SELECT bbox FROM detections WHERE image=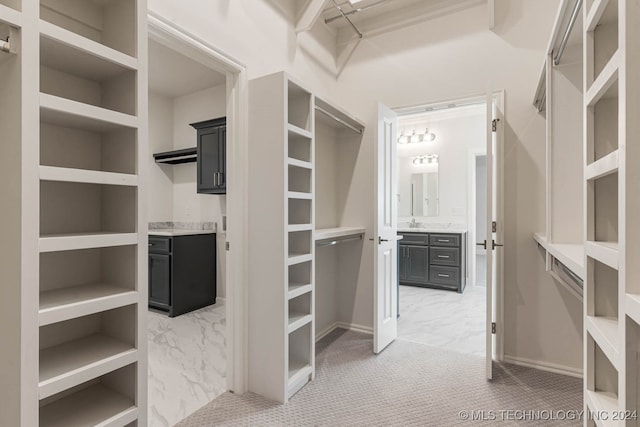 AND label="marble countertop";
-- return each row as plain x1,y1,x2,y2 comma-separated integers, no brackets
149,229,216,237
398,227,467,234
